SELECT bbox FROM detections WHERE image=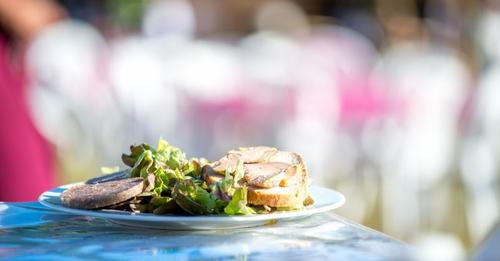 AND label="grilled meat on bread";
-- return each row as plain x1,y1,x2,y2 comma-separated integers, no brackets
205,147,310,208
